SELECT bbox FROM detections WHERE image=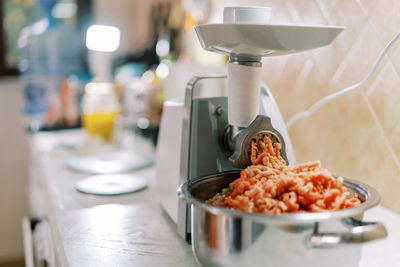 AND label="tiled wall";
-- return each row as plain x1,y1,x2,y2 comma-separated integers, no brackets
208,0,400,213
258,0,400,213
